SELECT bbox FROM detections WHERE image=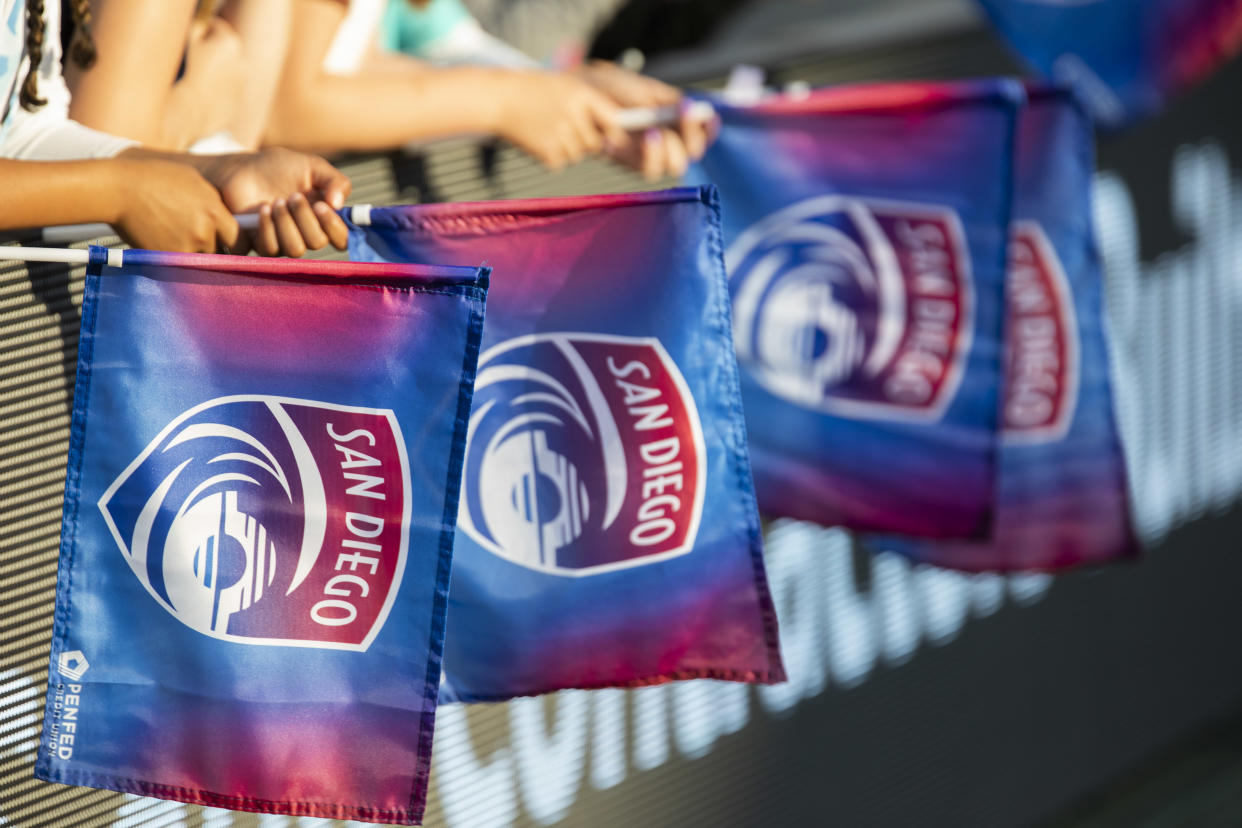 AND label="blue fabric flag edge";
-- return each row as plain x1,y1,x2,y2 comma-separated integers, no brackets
34,255,491,825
